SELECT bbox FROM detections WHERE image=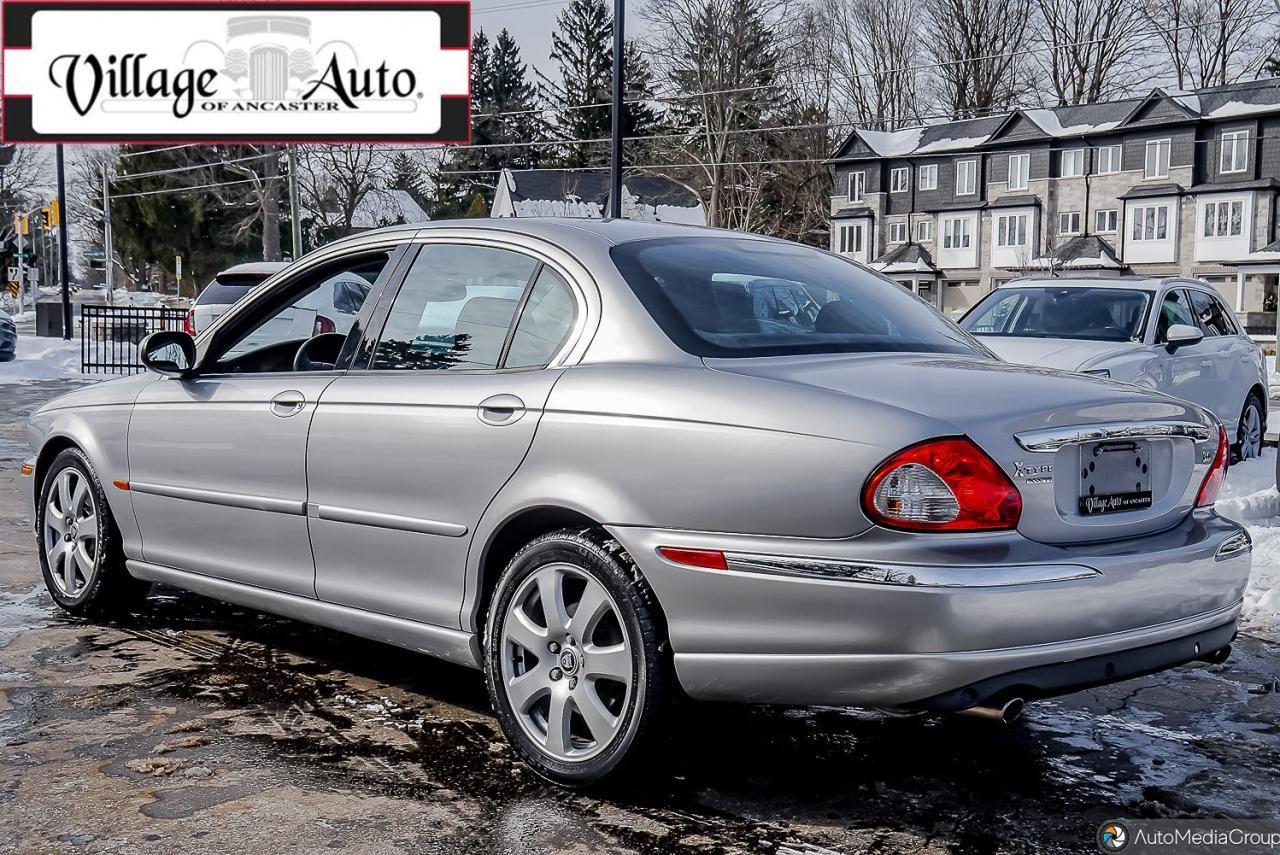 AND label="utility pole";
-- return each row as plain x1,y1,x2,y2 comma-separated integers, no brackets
102,162,114,306
56,144,72,339
609,0,624,219
287,145,303,259
13,213,25,314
